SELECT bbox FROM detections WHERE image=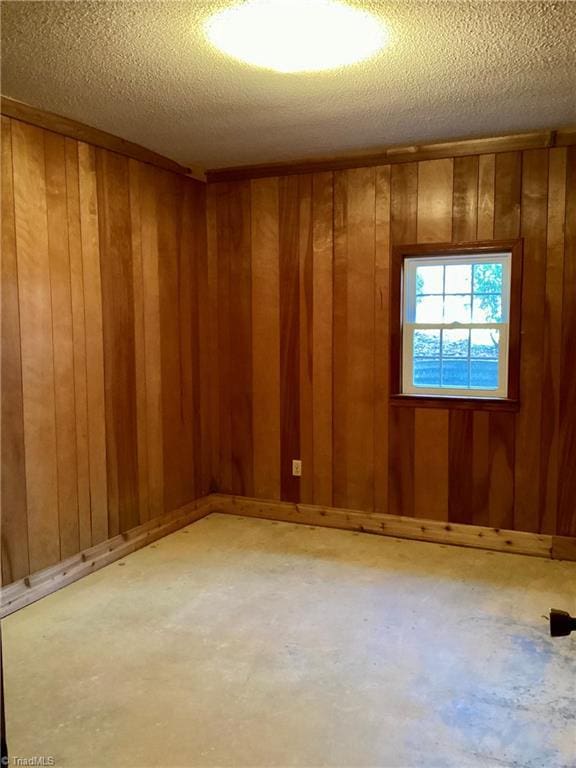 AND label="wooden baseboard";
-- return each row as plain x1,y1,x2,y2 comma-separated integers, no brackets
0,496,216,618
213,495,576,563
3,493,574,617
